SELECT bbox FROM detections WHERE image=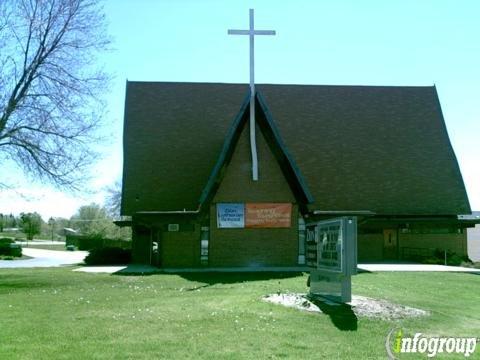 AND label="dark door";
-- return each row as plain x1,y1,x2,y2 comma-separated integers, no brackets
383,229,398,260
